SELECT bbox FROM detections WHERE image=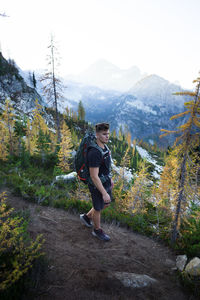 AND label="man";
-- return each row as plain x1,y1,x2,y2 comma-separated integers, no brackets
80,122,113,241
